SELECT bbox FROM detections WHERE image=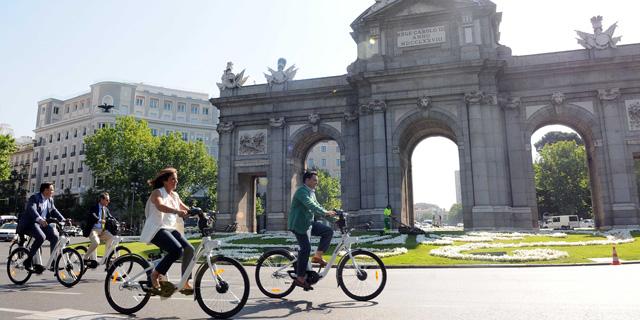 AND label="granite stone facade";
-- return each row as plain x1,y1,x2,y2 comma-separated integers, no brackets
210,0,640,231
